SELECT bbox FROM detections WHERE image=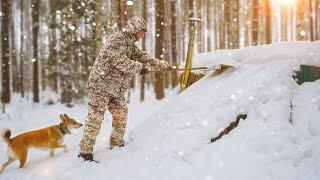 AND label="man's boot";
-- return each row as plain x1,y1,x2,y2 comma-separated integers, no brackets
78,153,98,163
109,138,125,150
